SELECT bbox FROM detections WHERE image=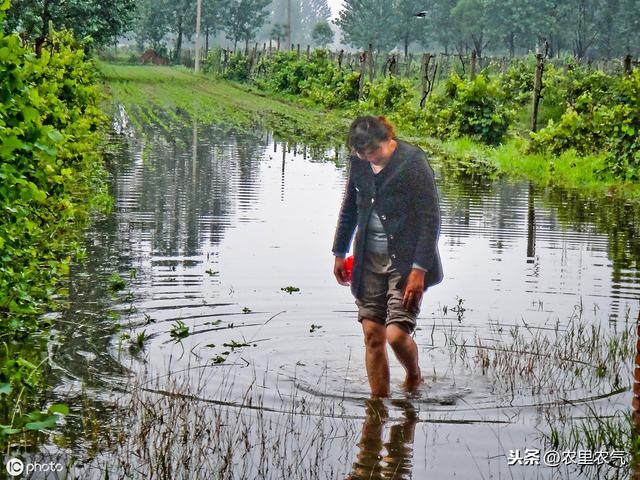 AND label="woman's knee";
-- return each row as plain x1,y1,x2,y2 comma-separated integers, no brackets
386,324,411,350
362,320,386,350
